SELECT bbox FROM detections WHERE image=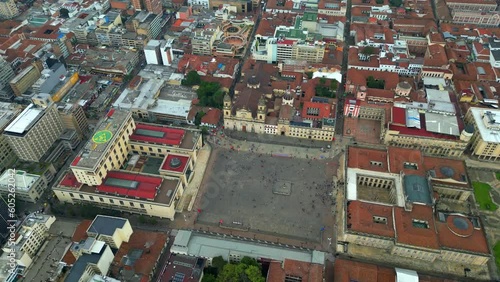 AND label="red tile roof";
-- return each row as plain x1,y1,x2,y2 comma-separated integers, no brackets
267,259,323,282
72,220,91,242
301,101,333,120
111,230,168,281
435,215,489,254
392,106,406,125
393,204,439,249
347,201,395,238
347,146,388,172
160,154,189,172
333,259,396,282
96,171,163,200
130,123,185,146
